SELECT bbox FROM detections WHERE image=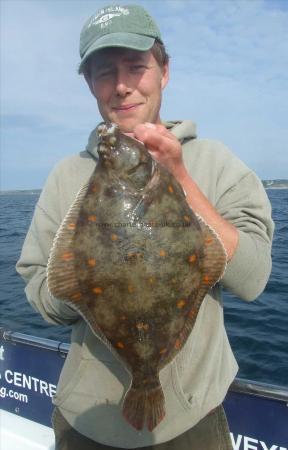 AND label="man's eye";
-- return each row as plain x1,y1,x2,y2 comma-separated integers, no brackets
130,65,146,73
95,69,114,79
